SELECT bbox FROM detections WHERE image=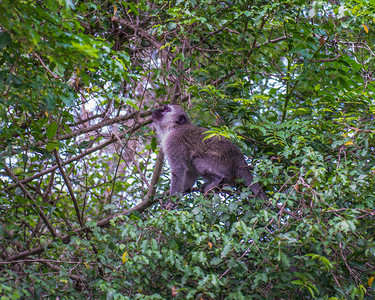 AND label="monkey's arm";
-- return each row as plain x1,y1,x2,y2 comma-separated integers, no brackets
238,166,268,200
169,159,189,196
249,182,268,200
